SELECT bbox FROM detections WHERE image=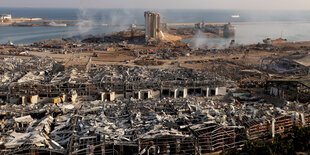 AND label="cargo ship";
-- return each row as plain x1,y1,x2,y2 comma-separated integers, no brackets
231,15,240,18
